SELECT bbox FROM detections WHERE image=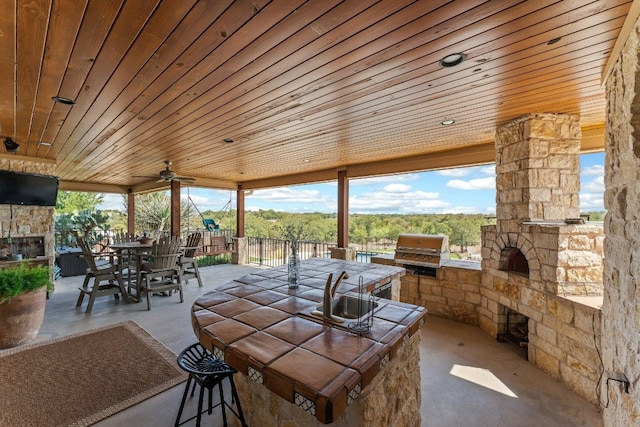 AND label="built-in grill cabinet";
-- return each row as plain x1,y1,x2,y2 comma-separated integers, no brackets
394,234,450,268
